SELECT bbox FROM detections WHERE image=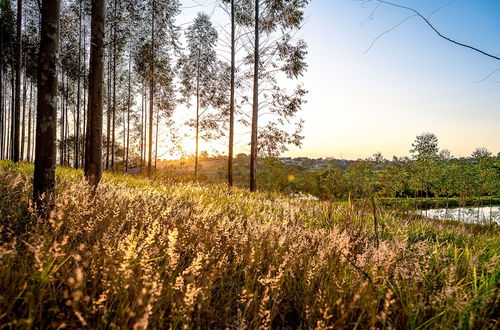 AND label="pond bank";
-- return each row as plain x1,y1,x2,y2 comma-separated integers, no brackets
378,196,500,209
